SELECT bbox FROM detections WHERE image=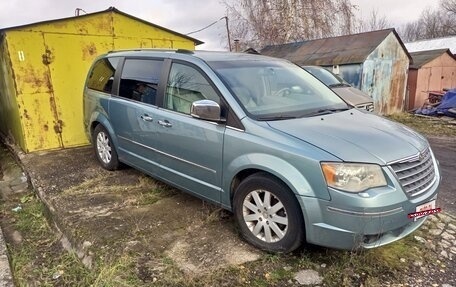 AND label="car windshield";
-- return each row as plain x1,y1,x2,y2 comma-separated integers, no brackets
303,66,350,87
208,60,348,120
